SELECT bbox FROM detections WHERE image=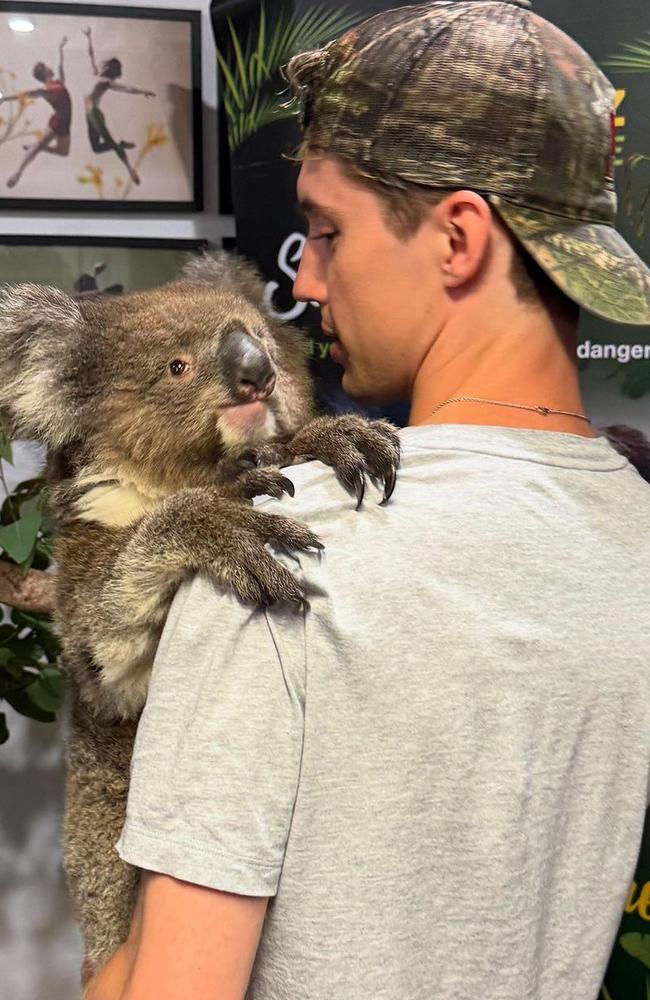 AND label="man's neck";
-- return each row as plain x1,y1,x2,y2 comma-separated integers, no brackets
408,306,597,438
